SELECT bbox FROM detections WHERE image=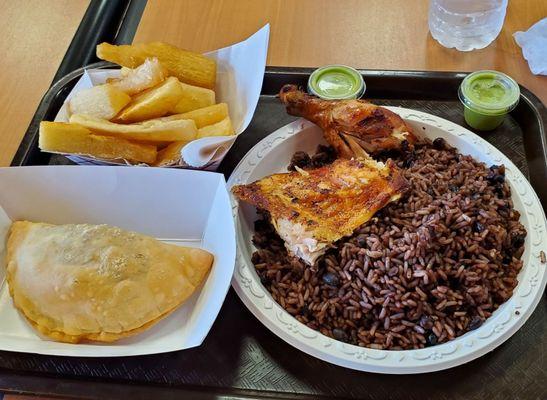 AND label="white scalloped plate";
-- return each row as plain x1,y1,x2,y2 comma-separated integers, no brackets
228,108,547,374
